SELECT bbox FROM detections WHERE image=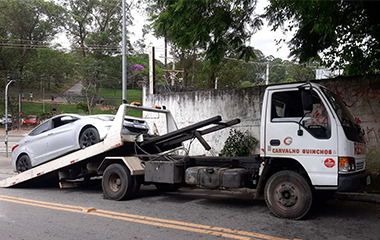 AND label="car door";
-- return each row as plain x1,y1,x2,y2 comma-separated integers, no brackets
45,115,80,159
25,120,53,166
